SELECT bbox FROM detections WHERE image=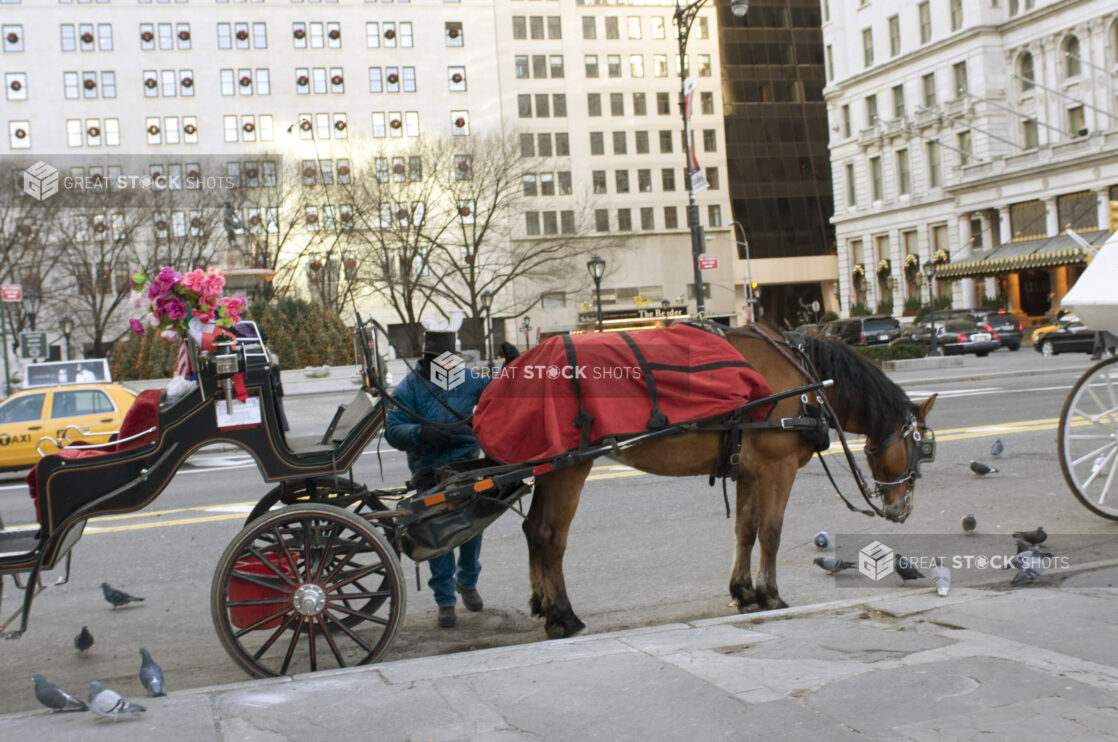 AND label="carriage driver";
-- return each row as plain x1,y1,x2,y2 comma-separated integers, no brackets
385,330,515,628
